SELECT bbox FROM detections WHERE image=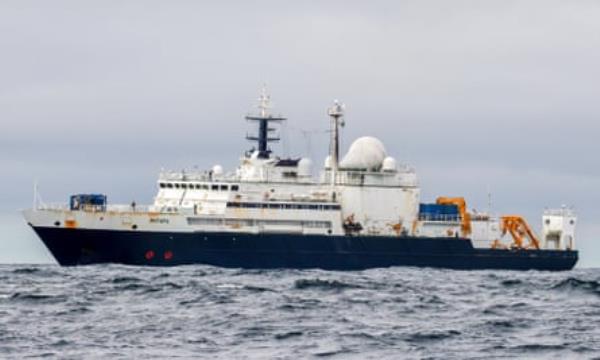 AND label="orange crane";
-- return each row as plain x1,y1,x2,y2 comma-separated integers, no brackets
499,215,541,250
436,197,472,236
